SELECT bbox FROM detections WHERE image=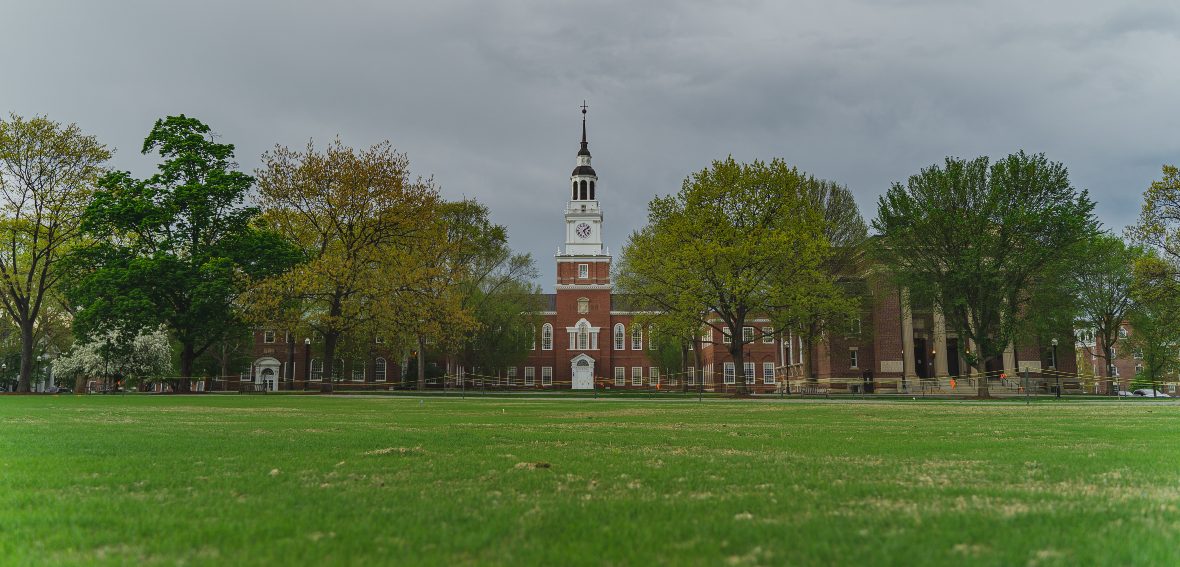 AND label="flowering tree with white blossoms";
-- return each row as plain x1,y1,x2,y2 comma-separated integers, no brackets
53,328,173,388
